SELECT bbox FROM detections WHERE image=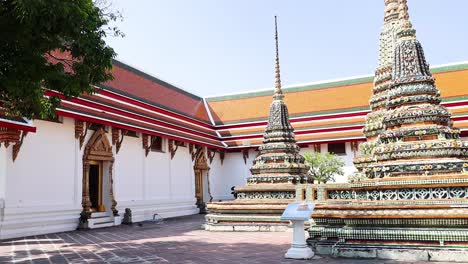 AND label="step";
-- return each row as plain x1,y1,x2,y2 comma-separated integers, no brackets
89,220,114,229
91,212,110,218
89,216,113,225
